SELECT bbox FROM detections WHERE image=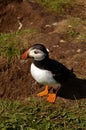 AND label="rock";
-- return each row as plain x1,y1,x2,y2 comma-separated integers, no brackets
59,39,66,43
52,22,58,26
76,49,81,53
